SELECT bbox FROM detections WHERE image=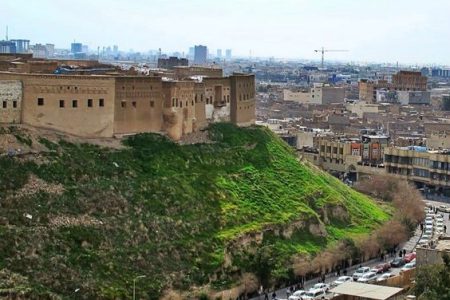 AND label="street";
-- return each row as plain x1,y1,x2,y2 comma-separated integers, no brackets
250,199,450,300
